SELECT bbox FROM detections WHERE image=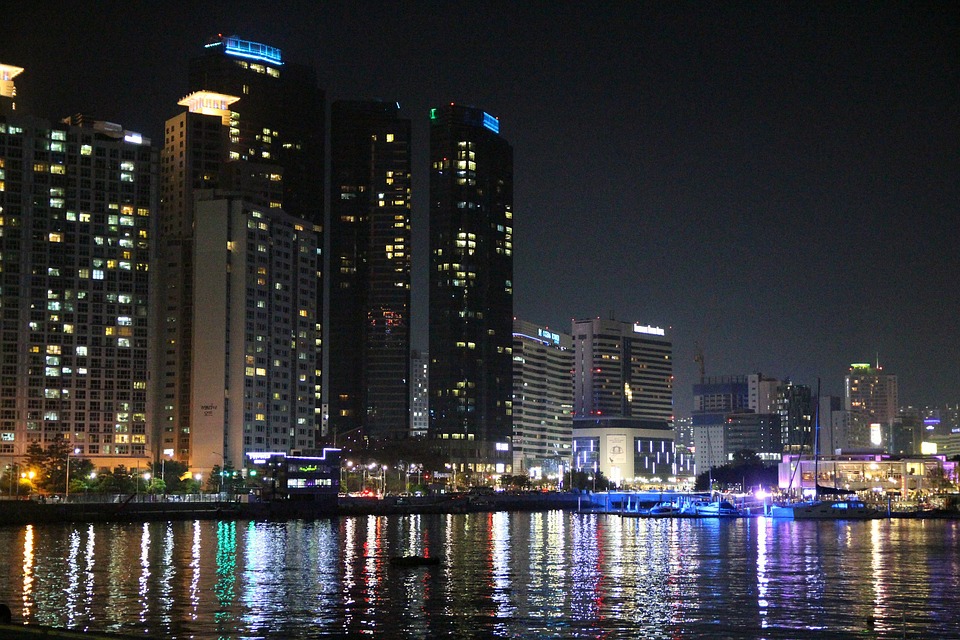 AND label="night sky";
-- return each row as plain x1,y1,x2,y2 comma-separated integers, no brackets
7,2,958,416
